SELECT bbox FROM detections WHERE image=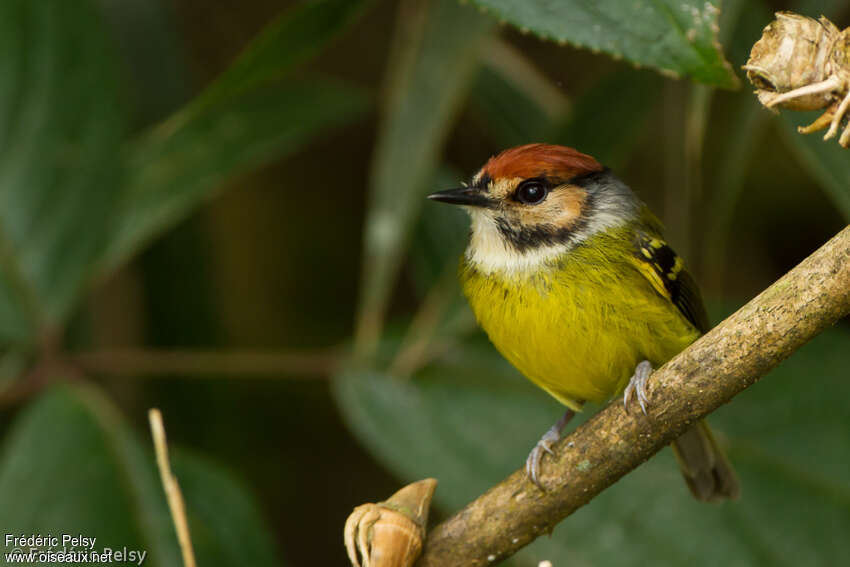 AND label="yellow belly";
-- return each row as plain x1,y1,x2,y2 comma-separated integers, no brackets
461,240,700,410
